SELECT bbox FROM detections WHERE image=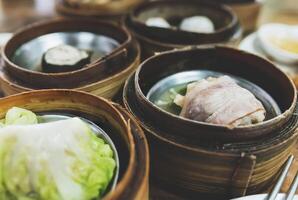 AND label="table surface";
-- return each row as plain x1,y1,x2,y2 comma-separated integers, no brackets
0,0,298,199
